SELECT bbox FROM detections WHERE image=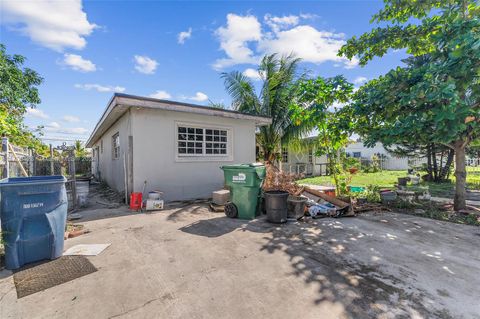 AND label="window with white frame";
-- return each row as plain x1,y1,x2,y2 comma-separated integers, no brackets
353,152,361,158
282,147,289,163
177,125,228,156
112,133,120,159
